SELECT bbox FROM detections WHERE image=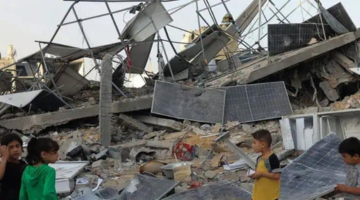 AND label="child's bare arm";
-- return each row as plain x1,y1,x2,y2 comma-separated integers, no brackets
336,184,360,195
